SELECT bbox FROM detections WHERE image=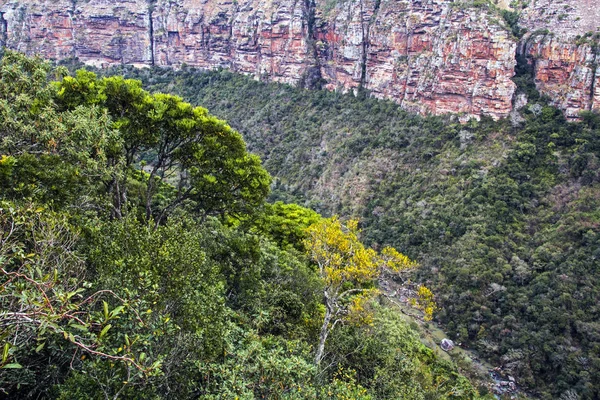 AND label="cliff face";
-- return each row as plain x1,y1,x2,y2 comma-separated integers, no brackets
0,1,152,67
521,36,600,120
316,0,516,119
151,0,314,83
0,0,518,120
518,0,600,120
0,0,599,120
